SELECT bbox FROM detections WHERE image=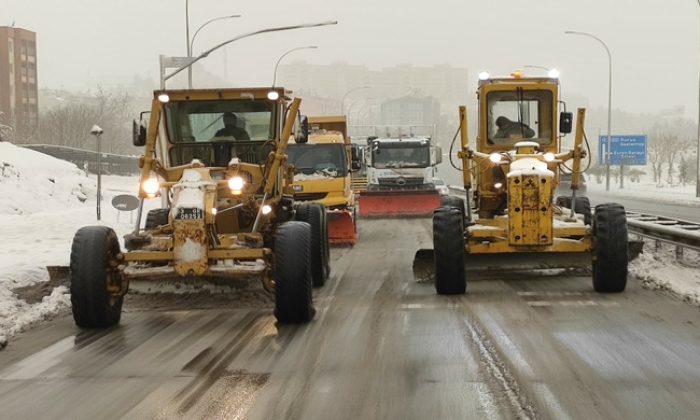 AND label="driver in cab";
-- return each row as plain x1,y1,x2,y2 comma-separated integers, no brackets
214,112,250,140
494,116,535,140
